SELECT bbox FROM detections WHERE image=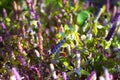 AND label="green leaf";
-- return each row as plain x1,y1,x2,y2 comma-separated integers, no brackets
92,22,98,36
84,50,89,55
77,11,89,27
86,39,94,48
63,61,69,67
105,41,111,49
6,17,11,22
103,59,116,68
58,77,63,80
101,5,106,13
0,68,6,73
101,40,111,49
58,2,63,7
68,66,73,70
81,69,89,75
81,35,86,40
64,24,70,31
